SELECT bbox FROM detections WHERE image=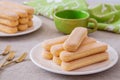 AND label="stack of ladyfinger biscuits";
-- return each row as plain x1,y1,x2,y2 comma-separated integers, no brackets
42,27,109,71
0,1,34,34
